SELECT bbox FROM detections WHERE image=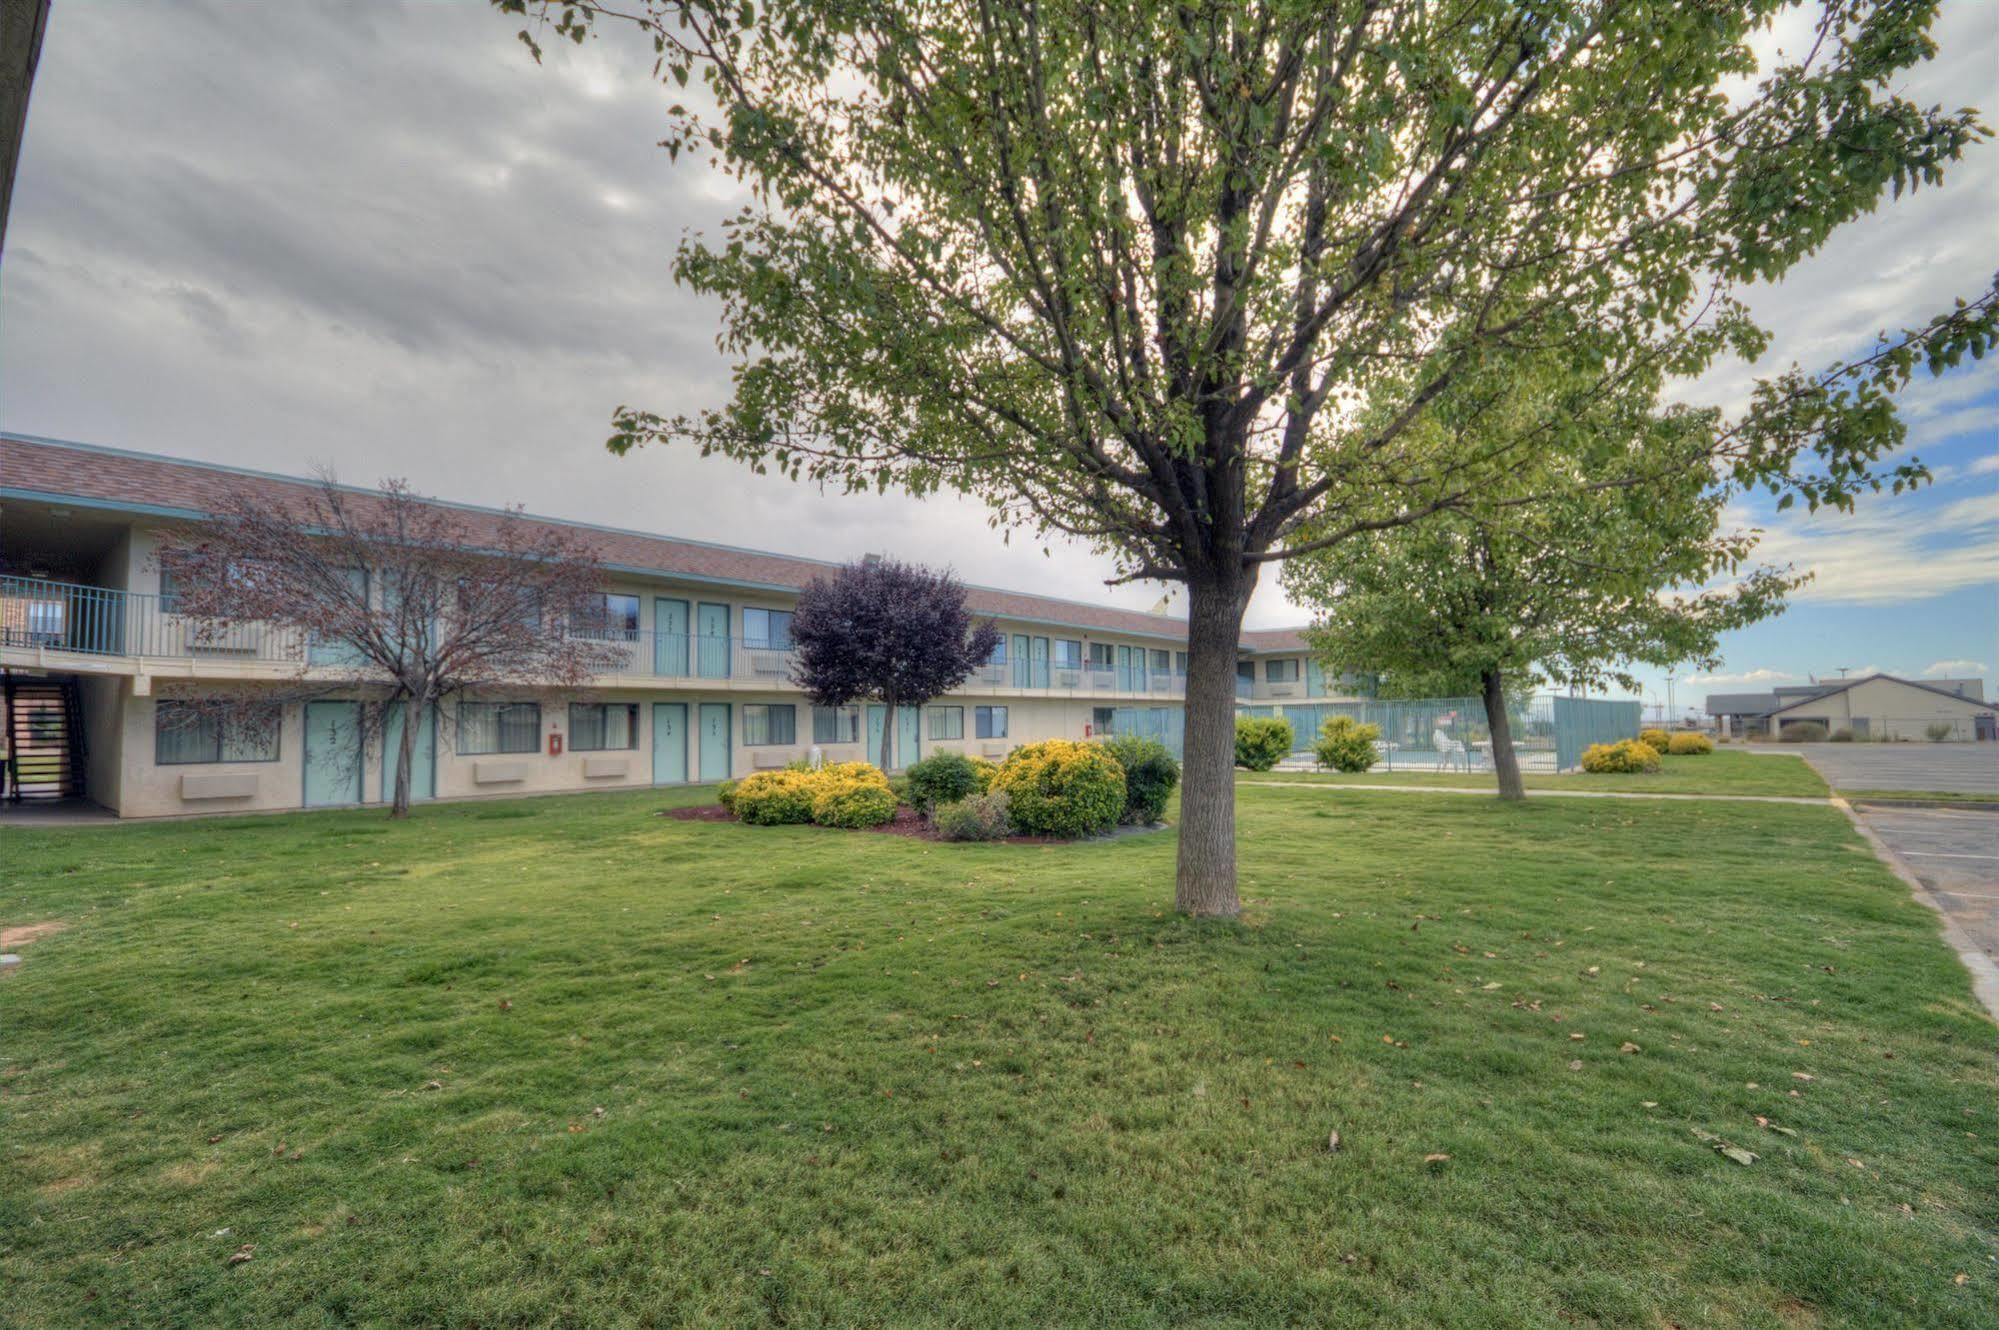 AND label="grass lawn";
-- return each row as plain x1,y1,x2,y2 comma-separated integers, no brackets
1242,748,1831,798
3,783,1994,1328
